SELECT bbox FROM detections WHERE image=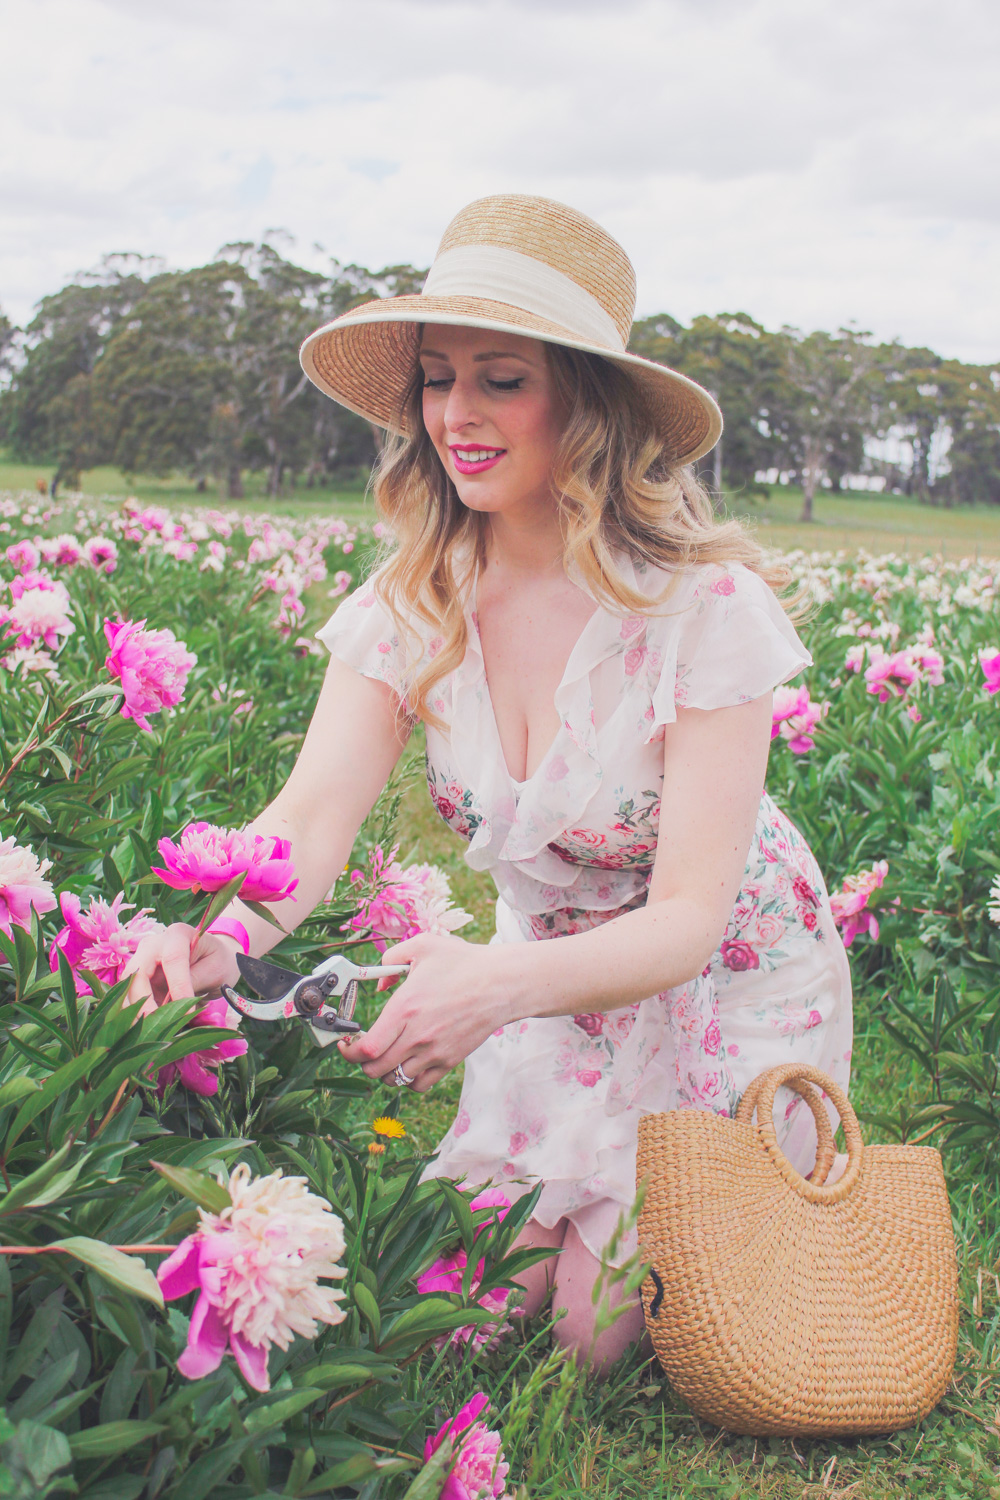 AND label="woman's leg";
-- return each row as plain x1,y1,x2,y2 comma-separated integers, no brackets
509,1217,567,1318
550,1222,648,1377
